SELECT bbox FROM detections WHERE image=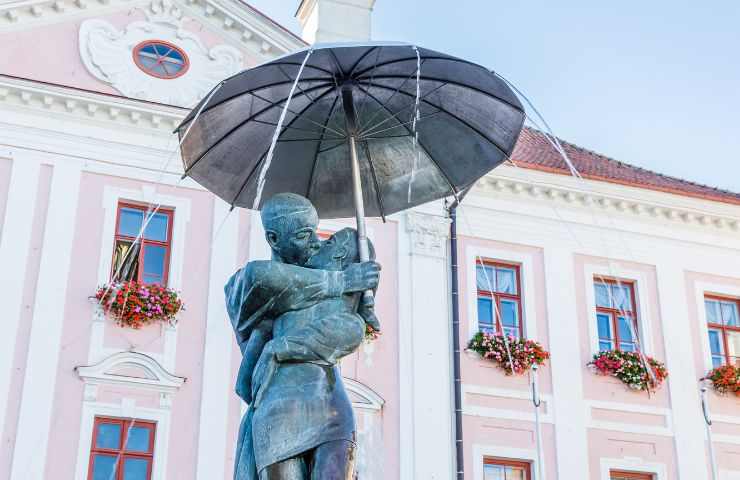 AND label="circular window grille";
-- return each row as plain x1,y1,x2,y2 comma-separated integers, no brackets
133,40,189,79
